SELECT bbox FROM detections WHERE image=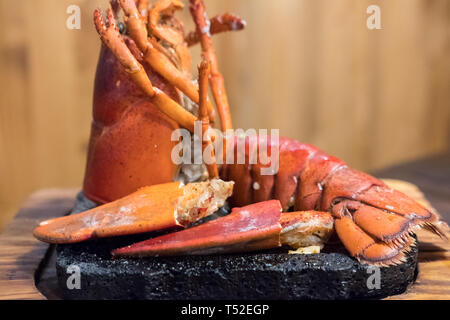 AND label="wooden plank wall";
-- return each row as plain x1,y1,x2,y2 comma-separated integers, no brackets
0,0,449,229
